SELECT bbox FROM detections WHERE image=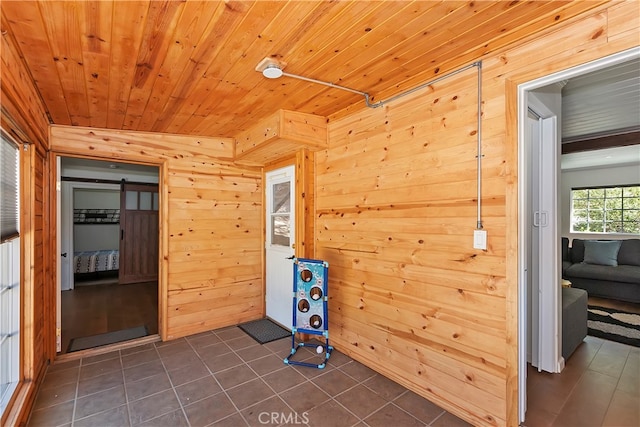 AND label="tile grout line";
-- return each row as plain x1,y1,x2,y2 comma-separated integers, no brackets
36,327,503,427
596,345,634,426
69,357,83,427
221,330,329,426
227,330,312,424
205,329,252,427
549,340,595,425
117,349,131,427
131,340,191,426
